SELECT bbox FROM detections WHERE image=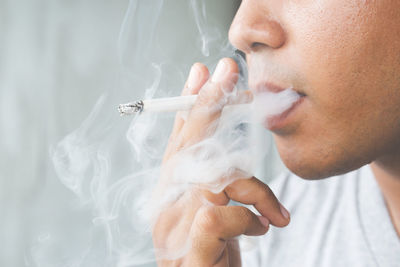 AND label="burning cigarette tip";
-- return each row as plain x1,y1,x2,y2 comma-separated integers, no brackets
118,101,144,116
